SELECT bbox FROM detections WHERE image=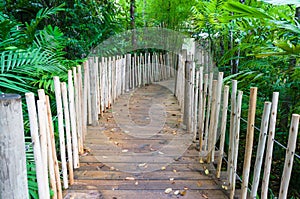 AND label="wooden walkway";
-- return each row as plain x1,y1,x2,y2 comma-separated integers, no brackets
64,81,229,199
